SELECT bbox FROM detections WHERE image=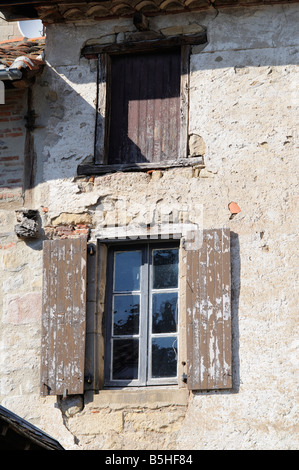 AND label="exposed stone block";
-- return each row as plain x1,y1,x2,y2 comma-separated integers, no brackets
188,134,206,157
161,23,205,37
151,170,163,181
14,209,39,239
51,212,92,226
